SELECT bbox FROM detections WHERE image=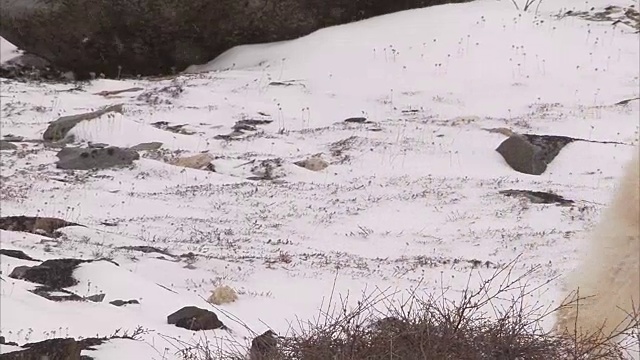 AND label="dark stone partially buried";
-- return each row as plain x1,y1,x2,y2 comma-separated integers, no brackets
1,338,82,360
249,330,279,360
9,258,90,288
496,134,576,175
0,249,40,261
0,216,83,237
2,337,117,360
0,0,472,79
499,189,575,206
167,306,225,331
